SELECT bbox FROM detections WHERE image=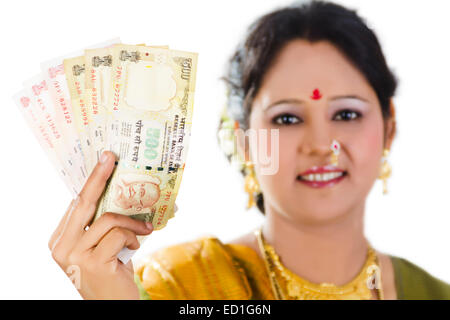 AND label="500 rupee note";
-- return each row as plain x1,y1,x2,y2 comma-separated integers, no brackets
93,44,198,233
84,43,169,165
